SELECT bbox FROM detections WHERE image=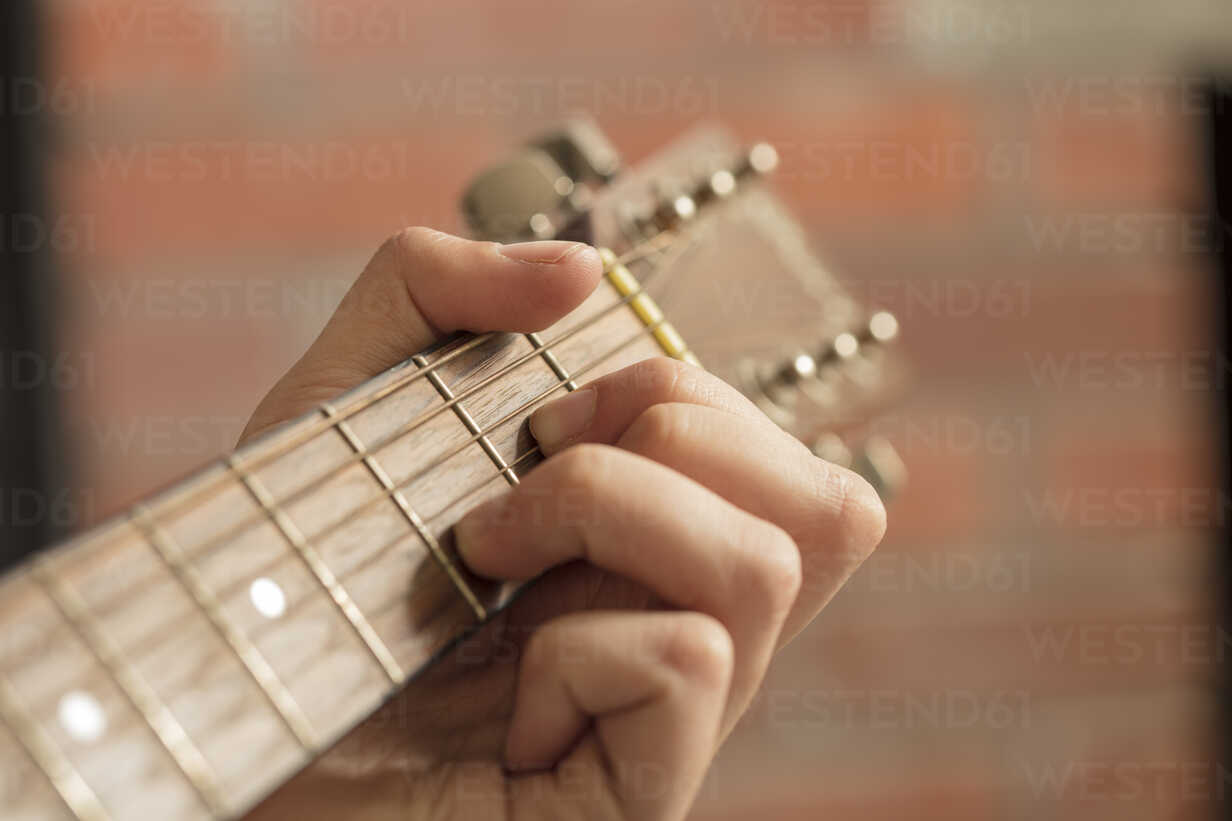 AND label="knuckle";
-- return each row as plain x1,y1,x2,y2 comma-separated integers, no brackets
625,355,724,407
658,614,734,692
382,225,435,266
546,443,616,491
621,403,692,455
539,444,628,524
628,356,689,397
741,521,803,618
